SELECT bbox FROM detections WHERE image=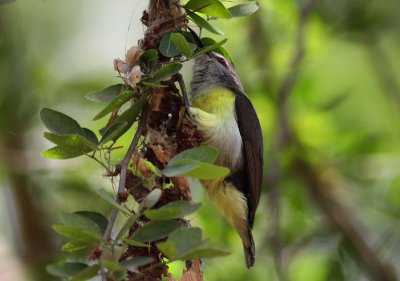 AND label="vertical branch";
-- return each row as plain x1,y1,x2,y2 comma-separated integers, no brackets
267,1,316,280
